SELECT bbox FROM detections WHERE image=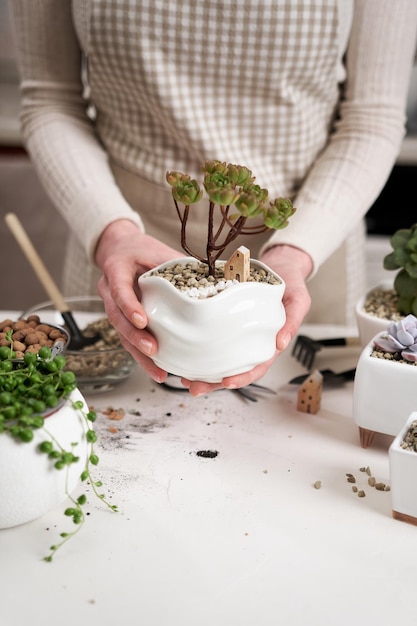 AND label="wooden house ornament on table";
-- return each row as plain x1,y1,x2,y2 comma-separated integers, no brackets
297,370,323,414
224,246,250,282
